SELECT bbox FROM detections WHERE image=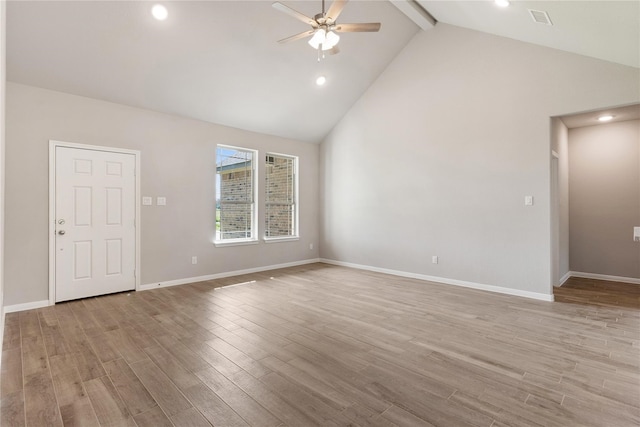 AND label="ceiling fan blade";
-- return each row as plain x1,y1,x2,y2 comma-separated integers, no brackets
272,2,317,26
277,29,315,44
334,22,381,32
326,0,348,23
